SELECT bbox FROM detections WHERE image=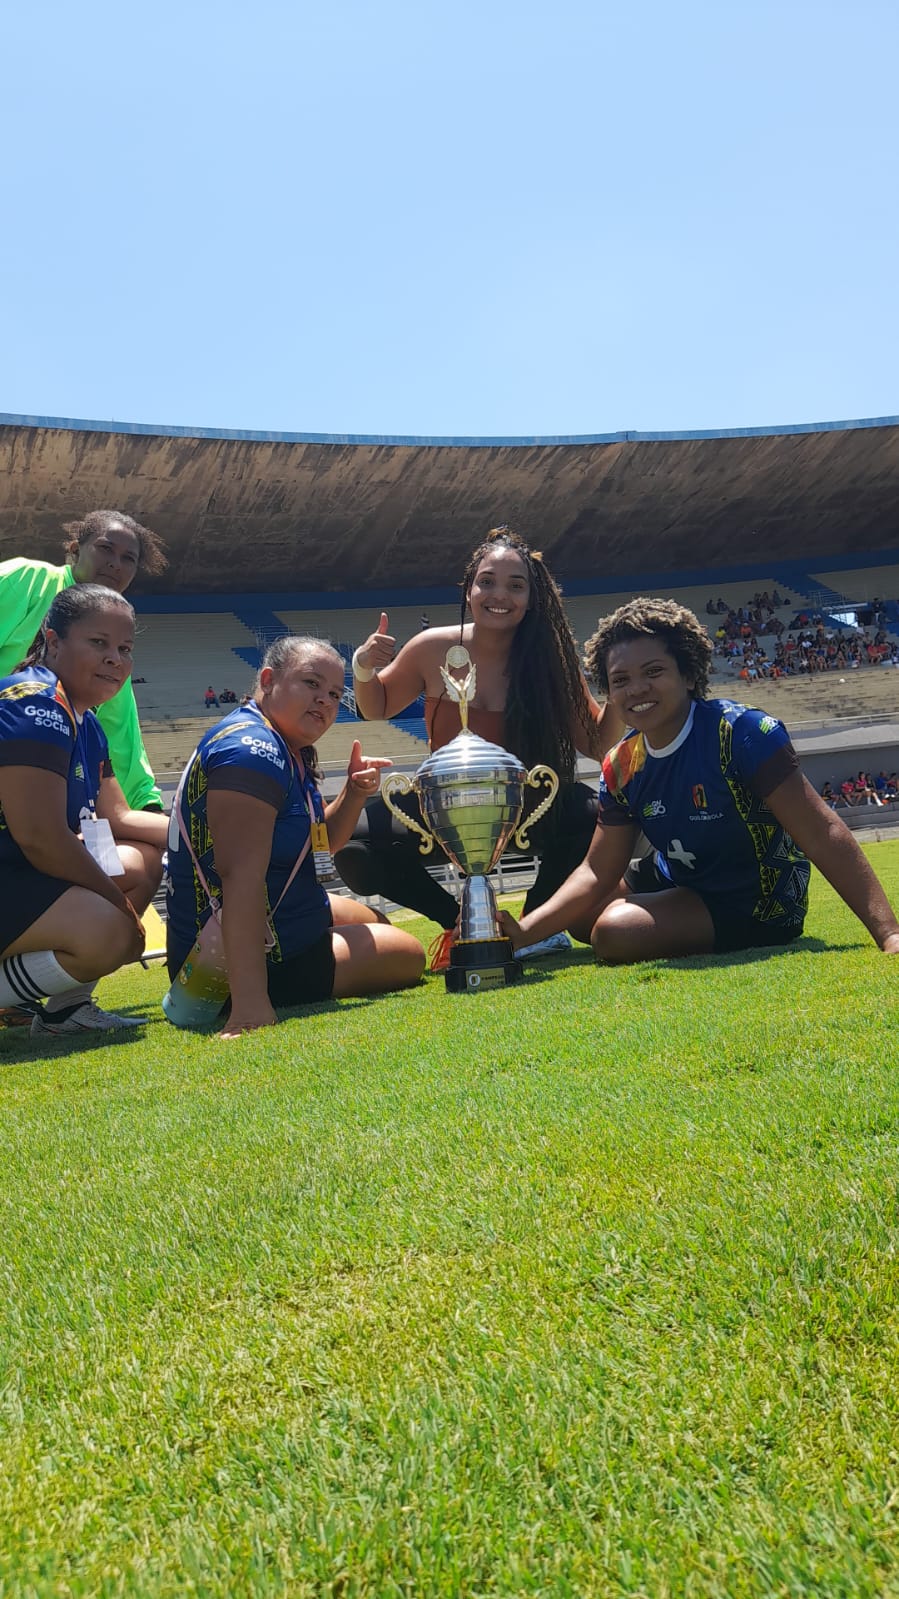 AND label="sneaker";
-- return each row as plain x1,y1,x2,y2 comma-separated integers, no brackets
427,928,457,973
513,931,573,962
0,1003,40,1029
30,1001,145,1038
